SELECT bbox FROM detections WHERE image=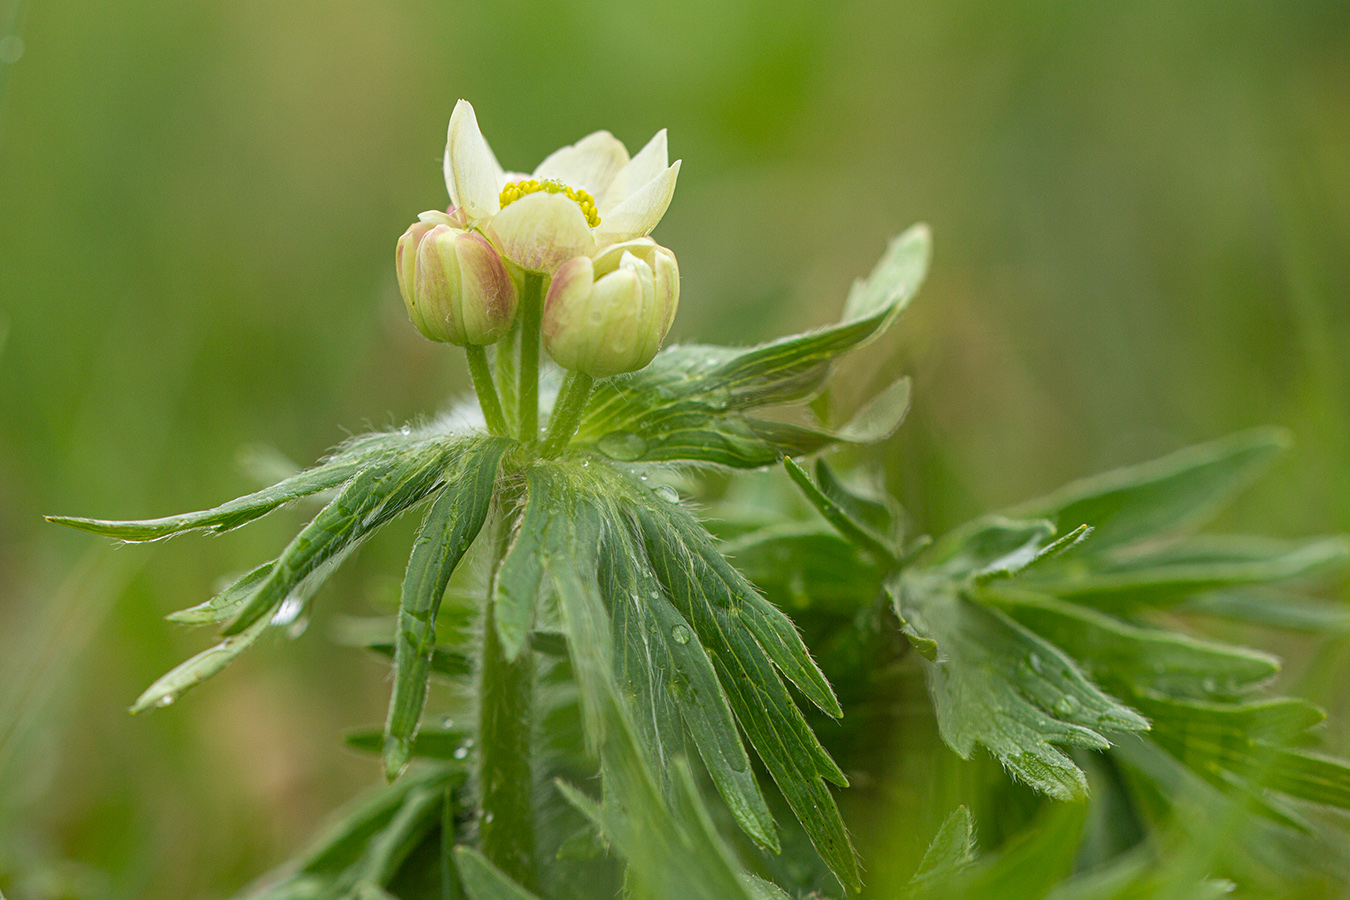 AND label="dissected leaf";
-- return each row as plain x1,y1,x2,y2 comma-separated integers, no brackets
894,573,1148,800
599,510,778,851
384,438,509,778
989,590,1280,699
633,501,859,892
166,560,274,624
1021,535,1350,610
224,444,455,636
1003,428,1291,554
1136,692,1350,811
46,456,368,542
